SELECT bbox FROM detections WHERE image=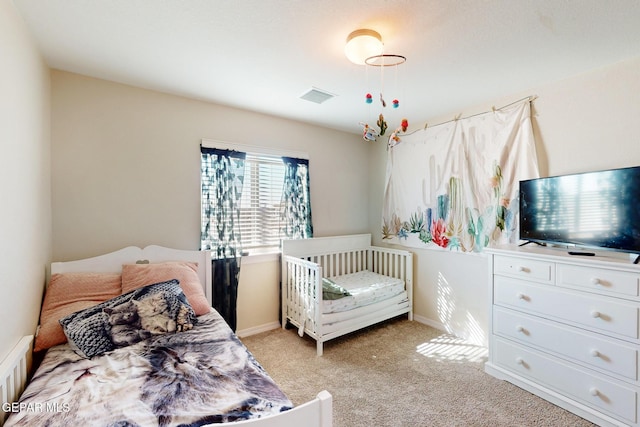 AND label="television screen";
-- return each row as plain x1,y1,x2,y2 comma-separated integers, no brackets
519,166,640,254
